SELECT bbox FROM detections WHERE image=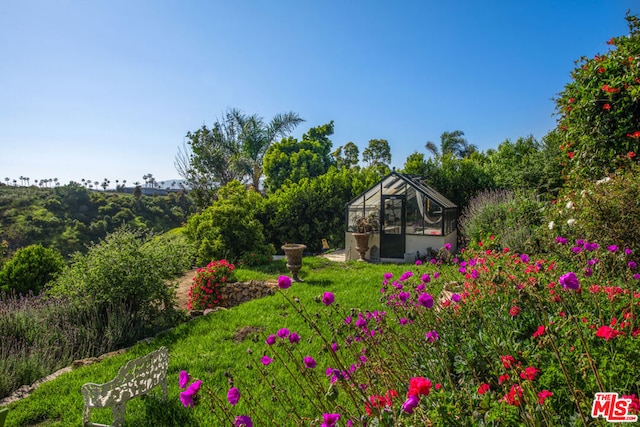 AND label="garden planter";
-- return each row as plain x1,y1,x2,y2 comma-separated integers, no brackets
352,233,371,261
282,244,306,281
